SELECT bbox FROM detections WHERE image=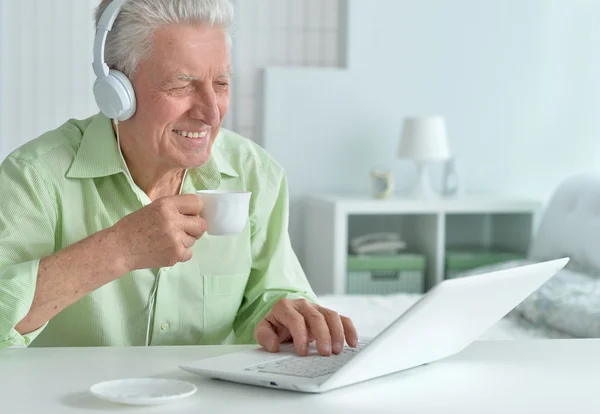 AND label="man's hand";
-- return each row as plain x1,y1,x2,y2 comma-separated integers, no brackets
254,298,358,356
111,194,207,271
